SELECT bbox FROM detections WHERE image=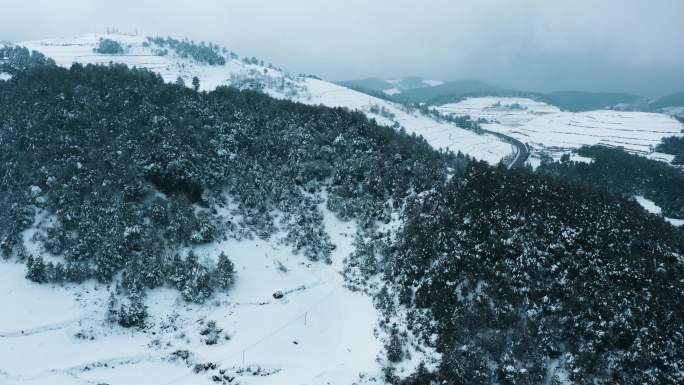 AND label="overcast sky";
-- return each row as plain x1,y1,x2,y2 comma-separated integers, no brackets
2,0,683,96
